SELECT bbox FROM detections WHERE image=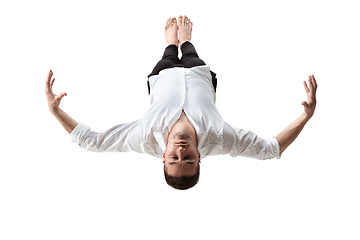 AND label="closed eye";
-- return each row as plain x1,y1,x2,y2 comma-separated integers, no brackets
169,161,195,165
